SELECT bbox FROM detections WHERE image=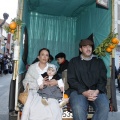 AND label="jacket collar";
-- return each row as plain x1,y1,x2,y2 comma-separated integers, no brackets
80,54,96,61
